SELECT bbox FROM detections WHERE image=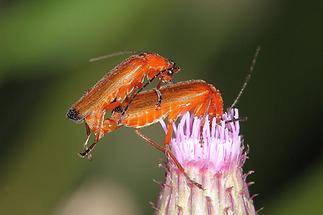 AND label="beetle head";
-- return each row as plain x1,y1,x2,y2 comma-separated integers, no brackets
161,61,181,83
